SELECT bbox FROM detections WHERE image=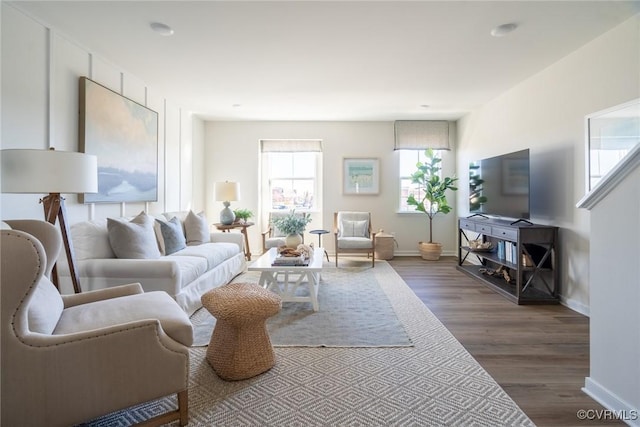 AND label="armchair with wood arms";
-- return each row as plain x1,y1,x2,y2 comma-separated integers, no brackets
1,220,193,427
333,211,376,267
